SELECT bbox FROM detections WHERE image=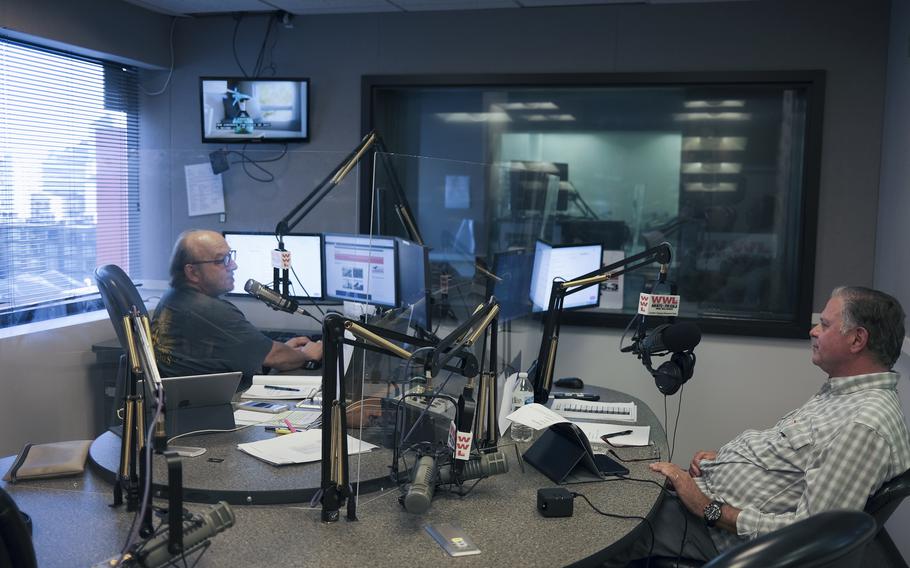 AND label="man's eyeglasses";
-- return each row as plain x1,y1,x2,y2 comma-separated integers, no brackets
189,250,236,267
